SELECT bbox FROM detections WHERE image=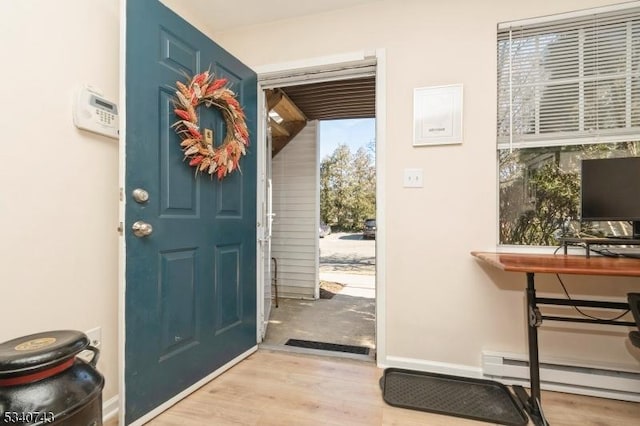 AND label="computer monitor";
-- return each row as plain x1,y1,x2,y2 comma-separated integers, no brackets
580,156,640,238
